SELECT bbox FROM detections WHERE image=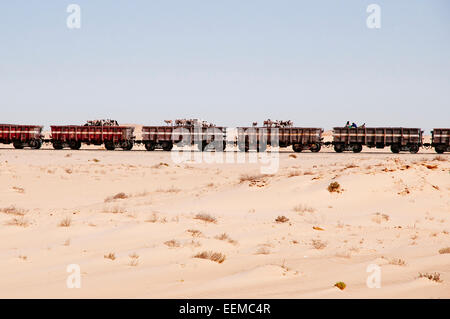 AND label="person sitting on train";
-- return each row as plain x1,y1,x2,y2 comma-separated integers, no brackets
345,121,350,128
361,123,366,128
352,122,357,128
